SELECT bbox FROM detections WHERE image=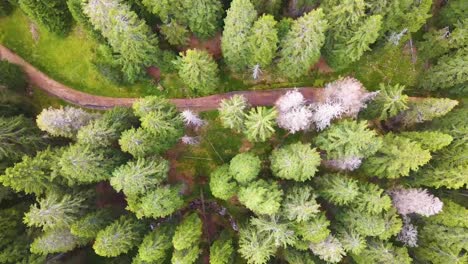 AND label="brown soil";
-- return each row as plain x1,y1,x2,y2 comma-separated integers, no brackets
180,33,223,59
